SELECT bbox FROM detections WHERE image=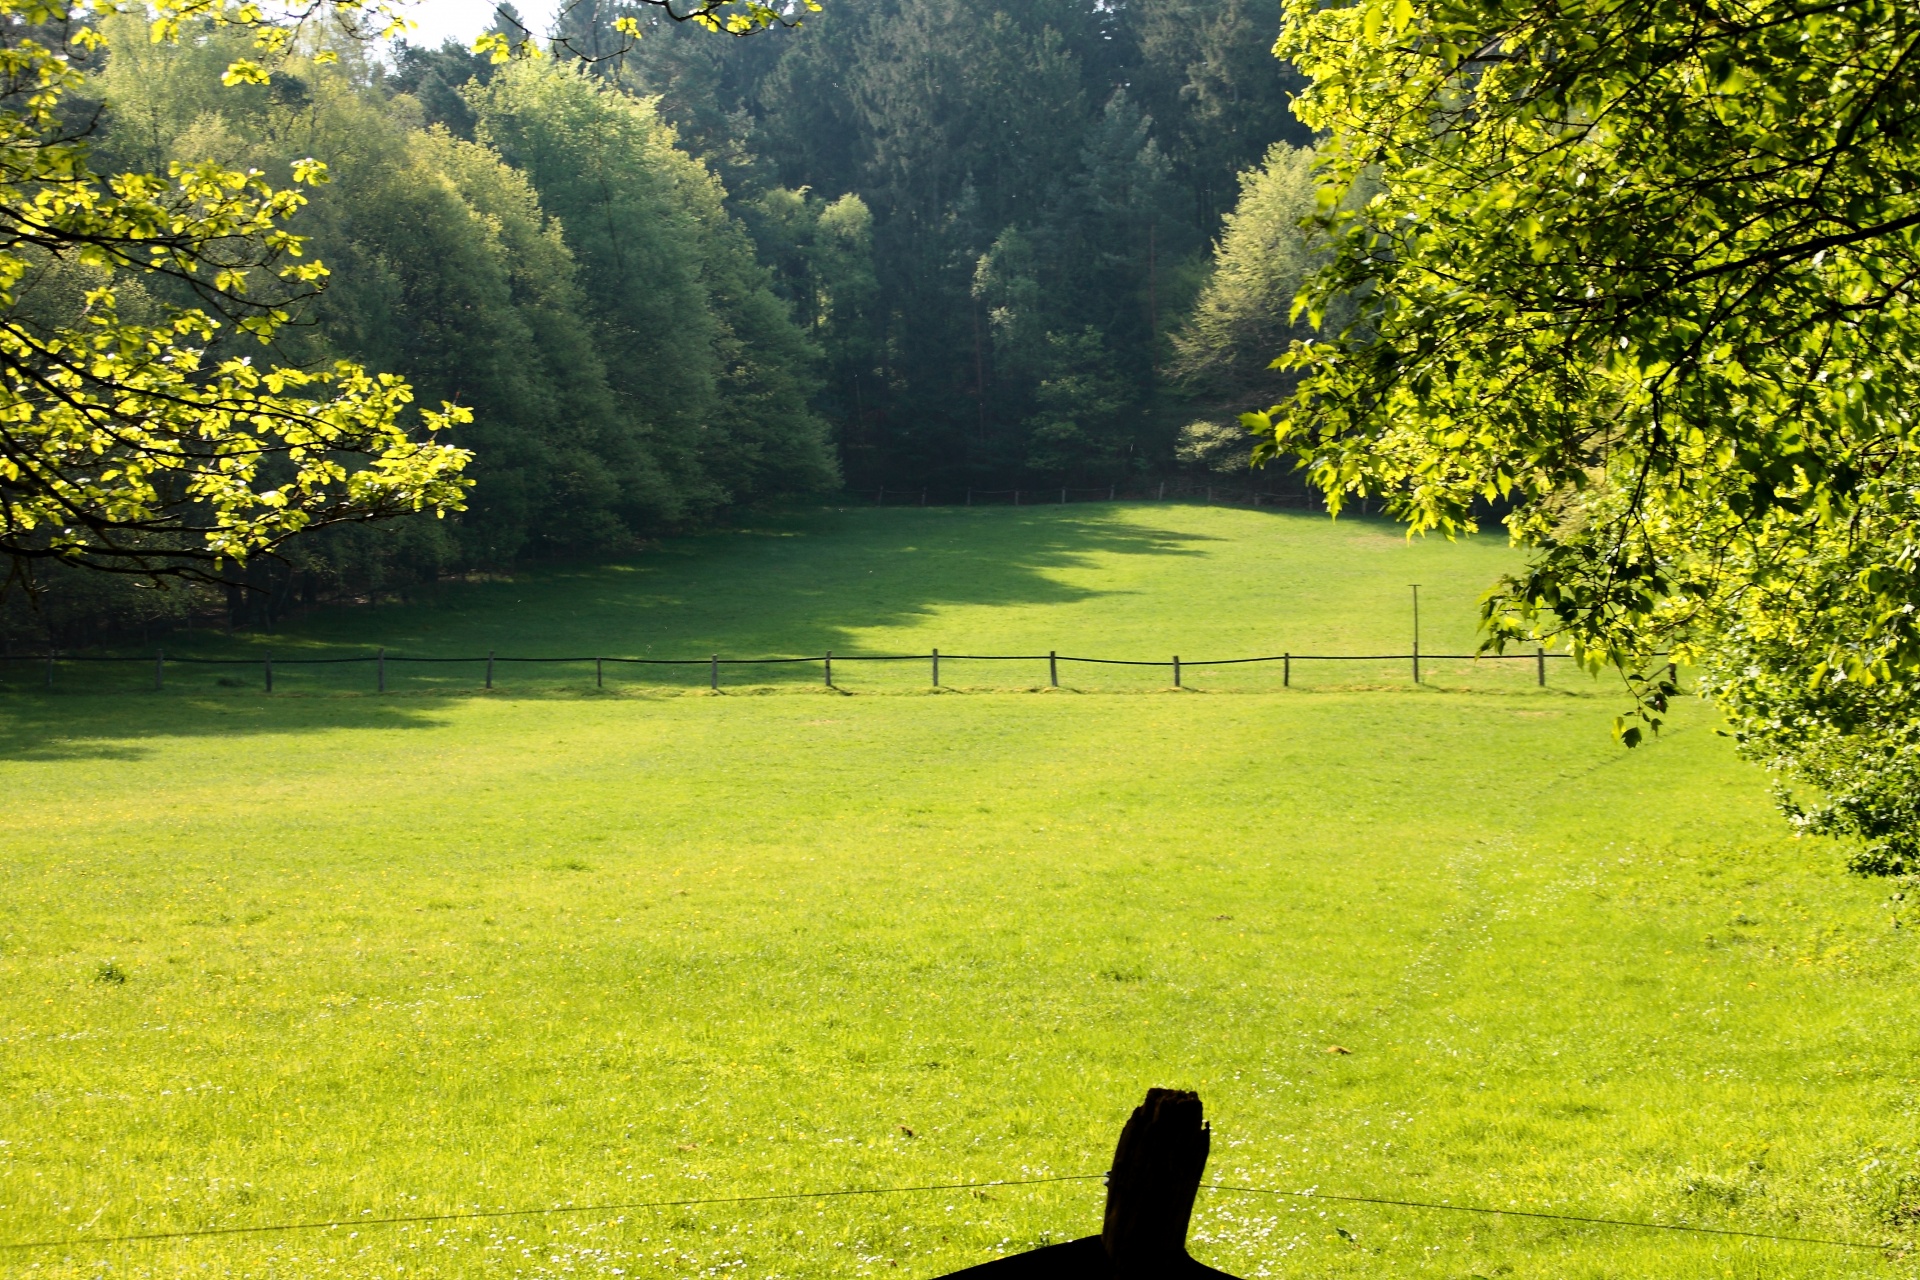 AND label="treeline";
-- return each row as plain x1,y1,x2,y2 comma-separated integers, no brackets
7,1,1331,644
510,0,1313,495
586,0,1315,489
15,14,840,640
